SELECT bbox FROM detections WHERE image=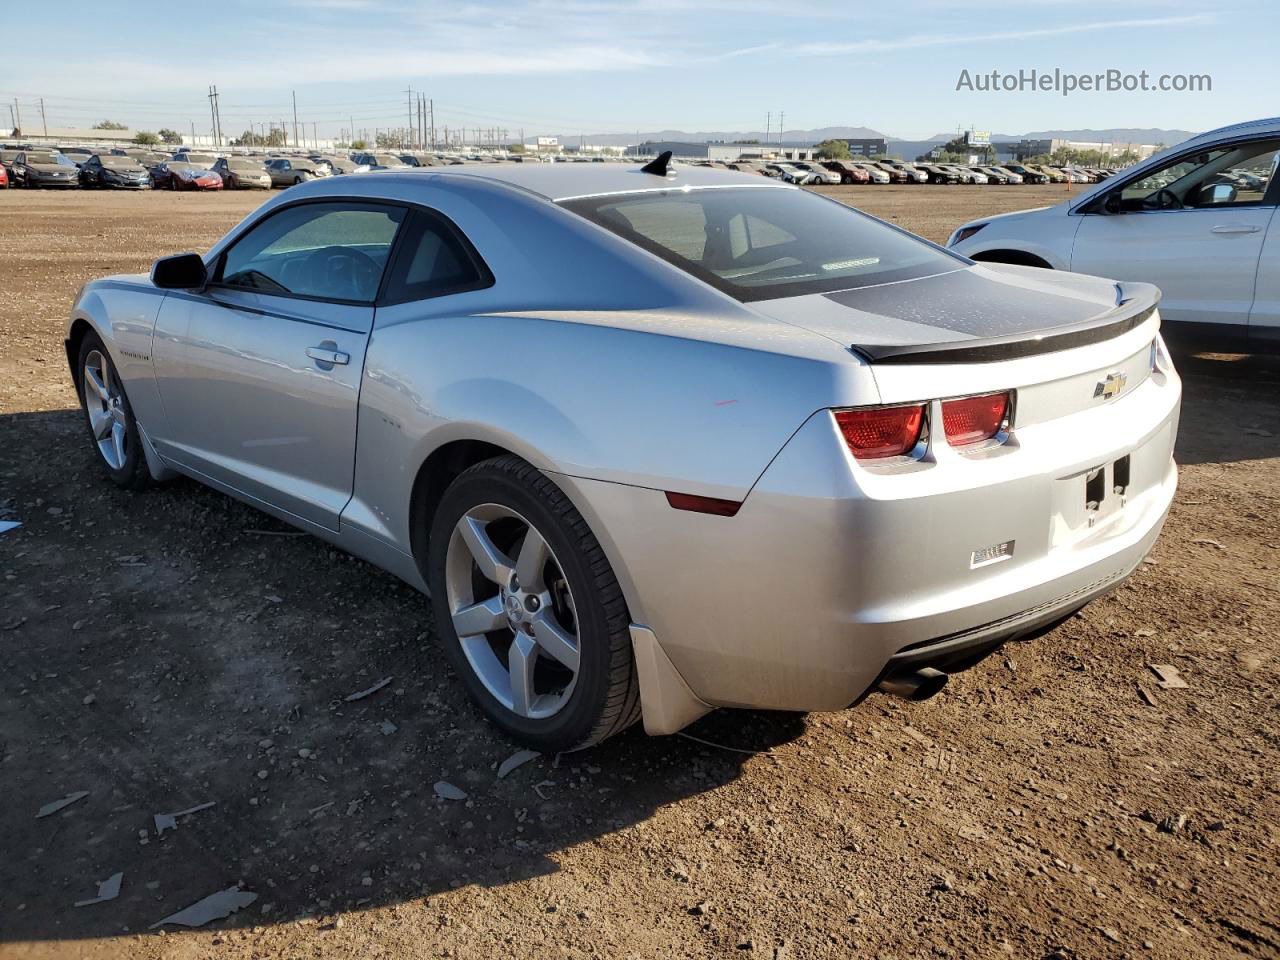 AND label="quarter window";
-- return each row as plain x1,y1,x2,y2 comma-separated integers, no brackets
217,202,405,303
380,209,491,304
